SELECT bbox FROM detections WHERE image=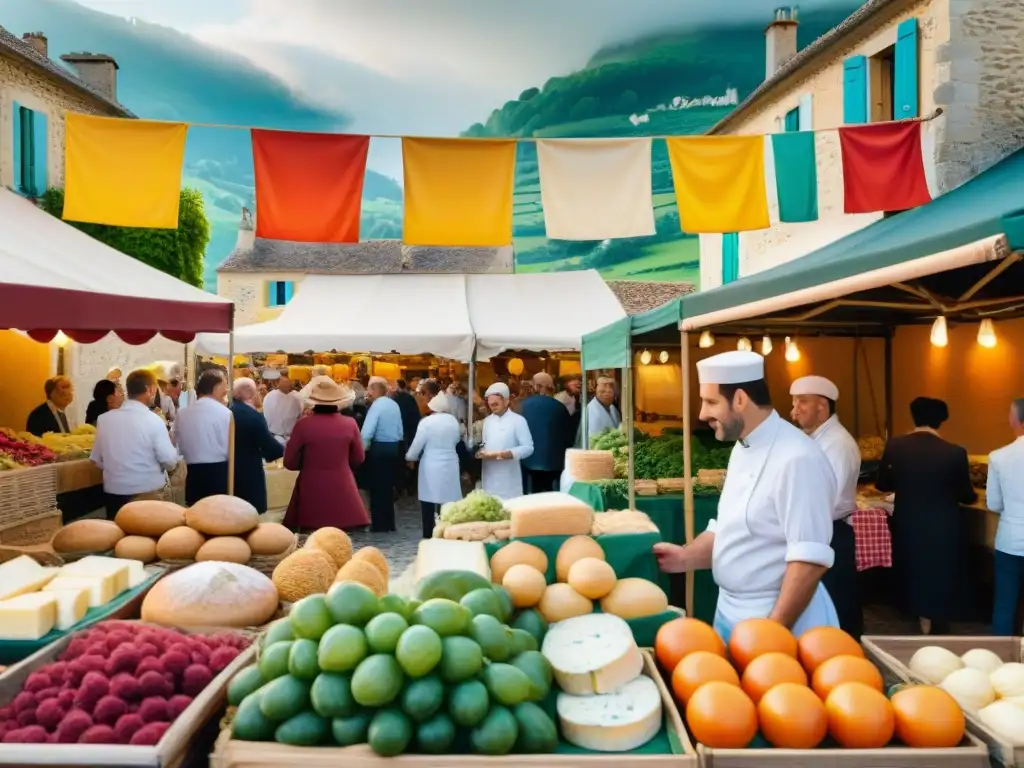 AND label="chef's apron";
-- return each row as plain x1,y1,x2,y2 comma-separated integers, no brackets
711,419,839,645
